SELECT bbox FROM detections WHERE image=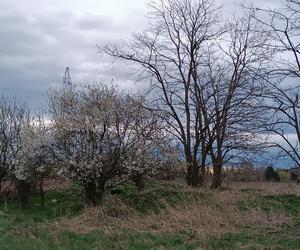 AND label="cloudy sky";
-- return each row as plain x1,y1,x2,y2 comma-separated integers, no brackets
0,0,281,112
